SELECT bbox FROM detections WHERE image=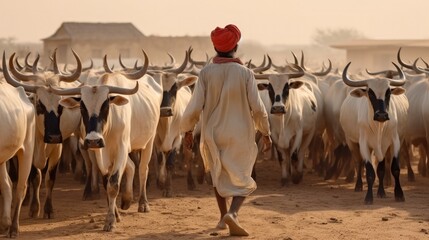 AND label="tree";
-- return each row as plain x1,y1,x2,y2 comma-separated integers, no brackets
312,28,366,46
